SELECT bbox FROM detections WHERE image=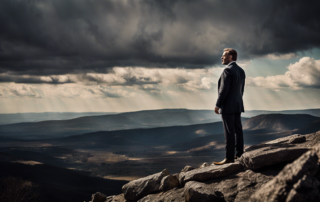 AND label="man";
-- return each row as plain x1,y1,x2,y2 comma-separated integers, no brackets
213,48,245,165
